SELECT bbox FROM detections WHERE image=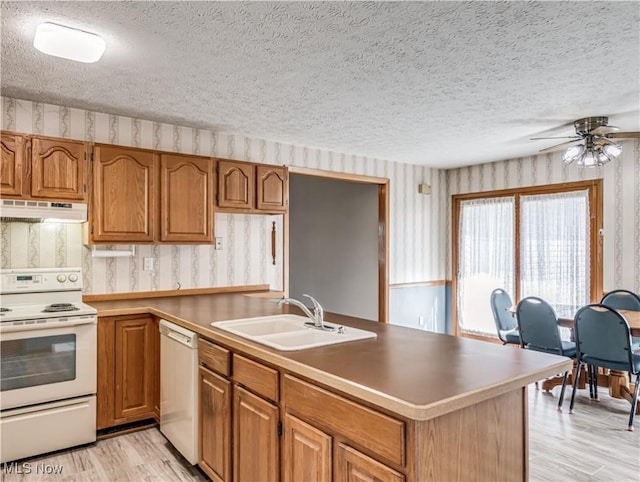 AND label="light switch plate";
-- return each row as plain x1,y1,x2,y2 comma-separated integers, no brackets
215,237,223,250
